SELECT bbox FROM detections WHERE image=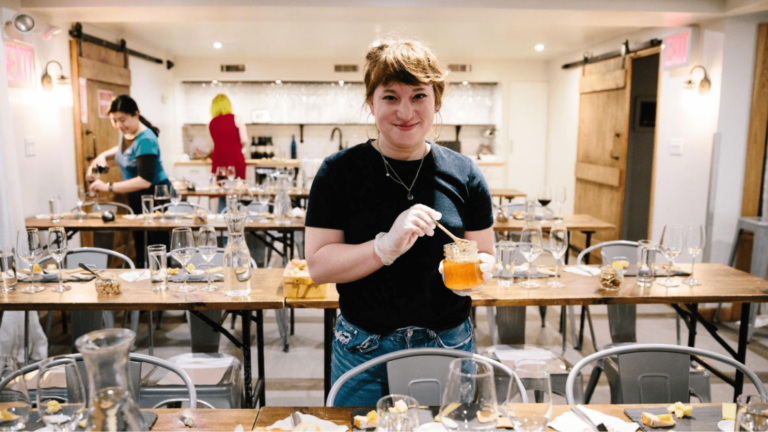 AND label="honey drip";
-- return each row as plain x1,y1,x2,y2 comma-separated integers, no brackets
443,260,484,290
